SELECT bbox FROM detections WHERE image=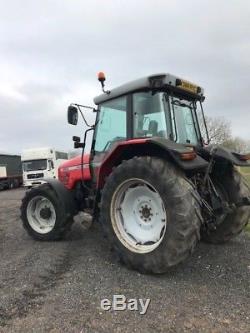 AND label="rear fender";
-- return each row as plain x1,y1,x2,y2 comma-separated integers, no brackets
204,146,250,167
97,138,208,189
